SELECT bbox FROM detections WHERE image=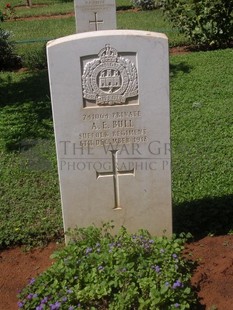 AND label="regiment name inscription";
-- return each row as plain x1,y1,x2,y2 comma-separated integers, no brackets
79,109,148,147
